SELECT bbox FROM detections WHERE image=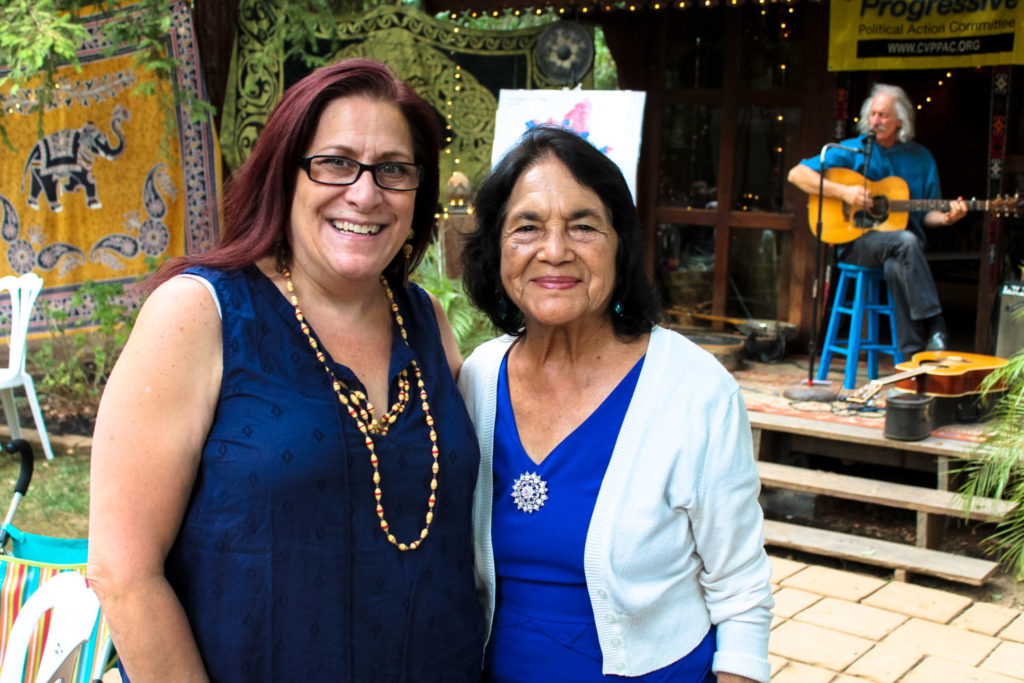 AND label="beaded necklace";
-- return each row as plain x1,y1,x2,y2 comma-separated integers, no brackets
283,267,439,551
